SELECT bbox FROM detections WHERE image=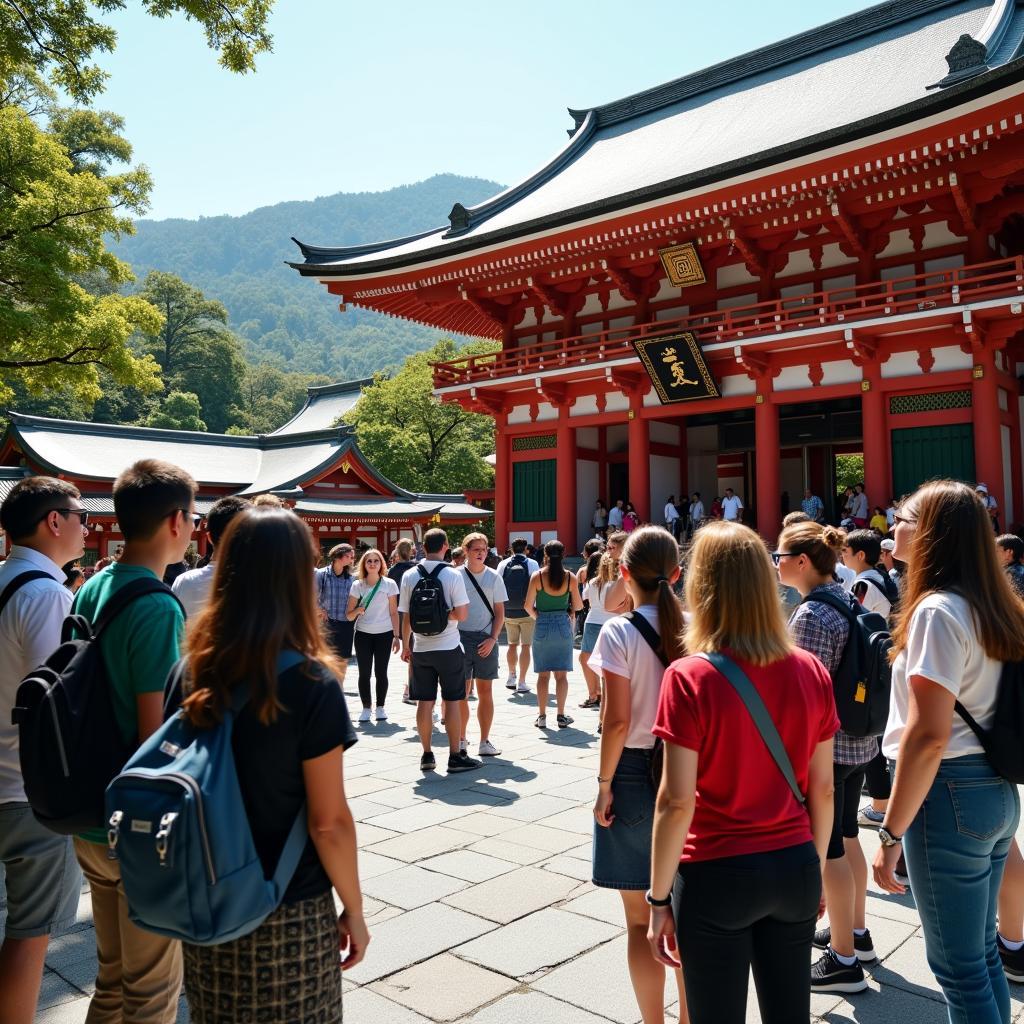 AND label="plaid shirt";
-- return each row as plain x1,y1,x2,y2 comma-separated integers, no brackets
1007,564,1024,600
788,582,875,765
315,567,353,621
